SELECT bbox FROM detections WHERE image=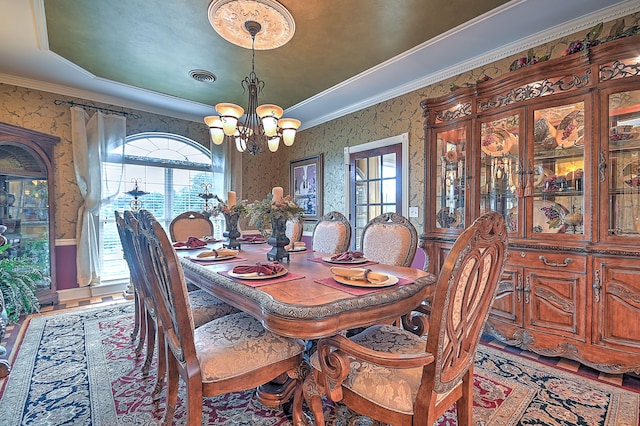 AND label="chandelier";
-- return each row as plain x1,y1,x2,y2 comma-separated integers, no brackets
204,20,301,155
